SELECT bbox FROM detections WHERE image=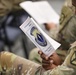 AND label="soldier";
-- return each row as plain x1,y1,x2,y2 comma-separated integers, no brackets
29,0,76,64
37,0,76,74
0,0,44,17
